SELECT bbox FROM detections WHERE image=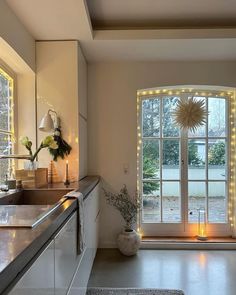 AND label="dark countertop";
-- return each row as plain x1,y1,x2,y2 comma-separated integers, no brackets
0,175,100,294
